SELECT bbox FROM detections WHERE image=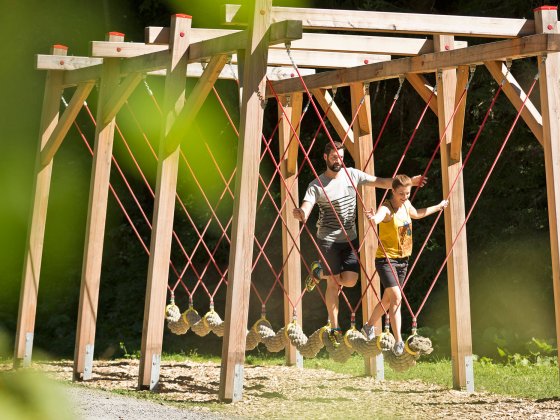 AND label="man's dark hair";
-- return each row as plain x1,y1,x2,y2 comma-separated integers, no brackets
324,141,344,156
